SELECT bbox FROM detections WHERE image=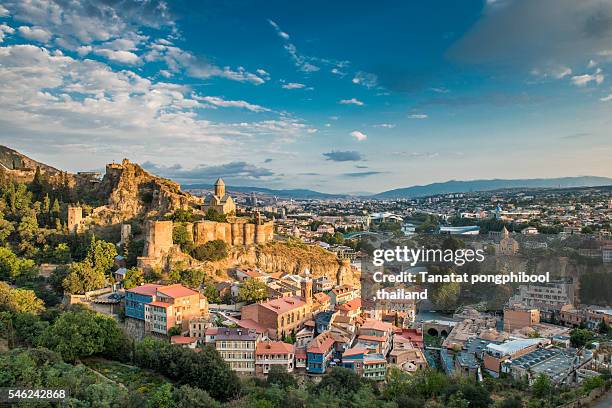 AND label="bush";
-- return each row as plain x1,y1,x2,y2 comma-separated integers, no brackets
191,240,228,262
